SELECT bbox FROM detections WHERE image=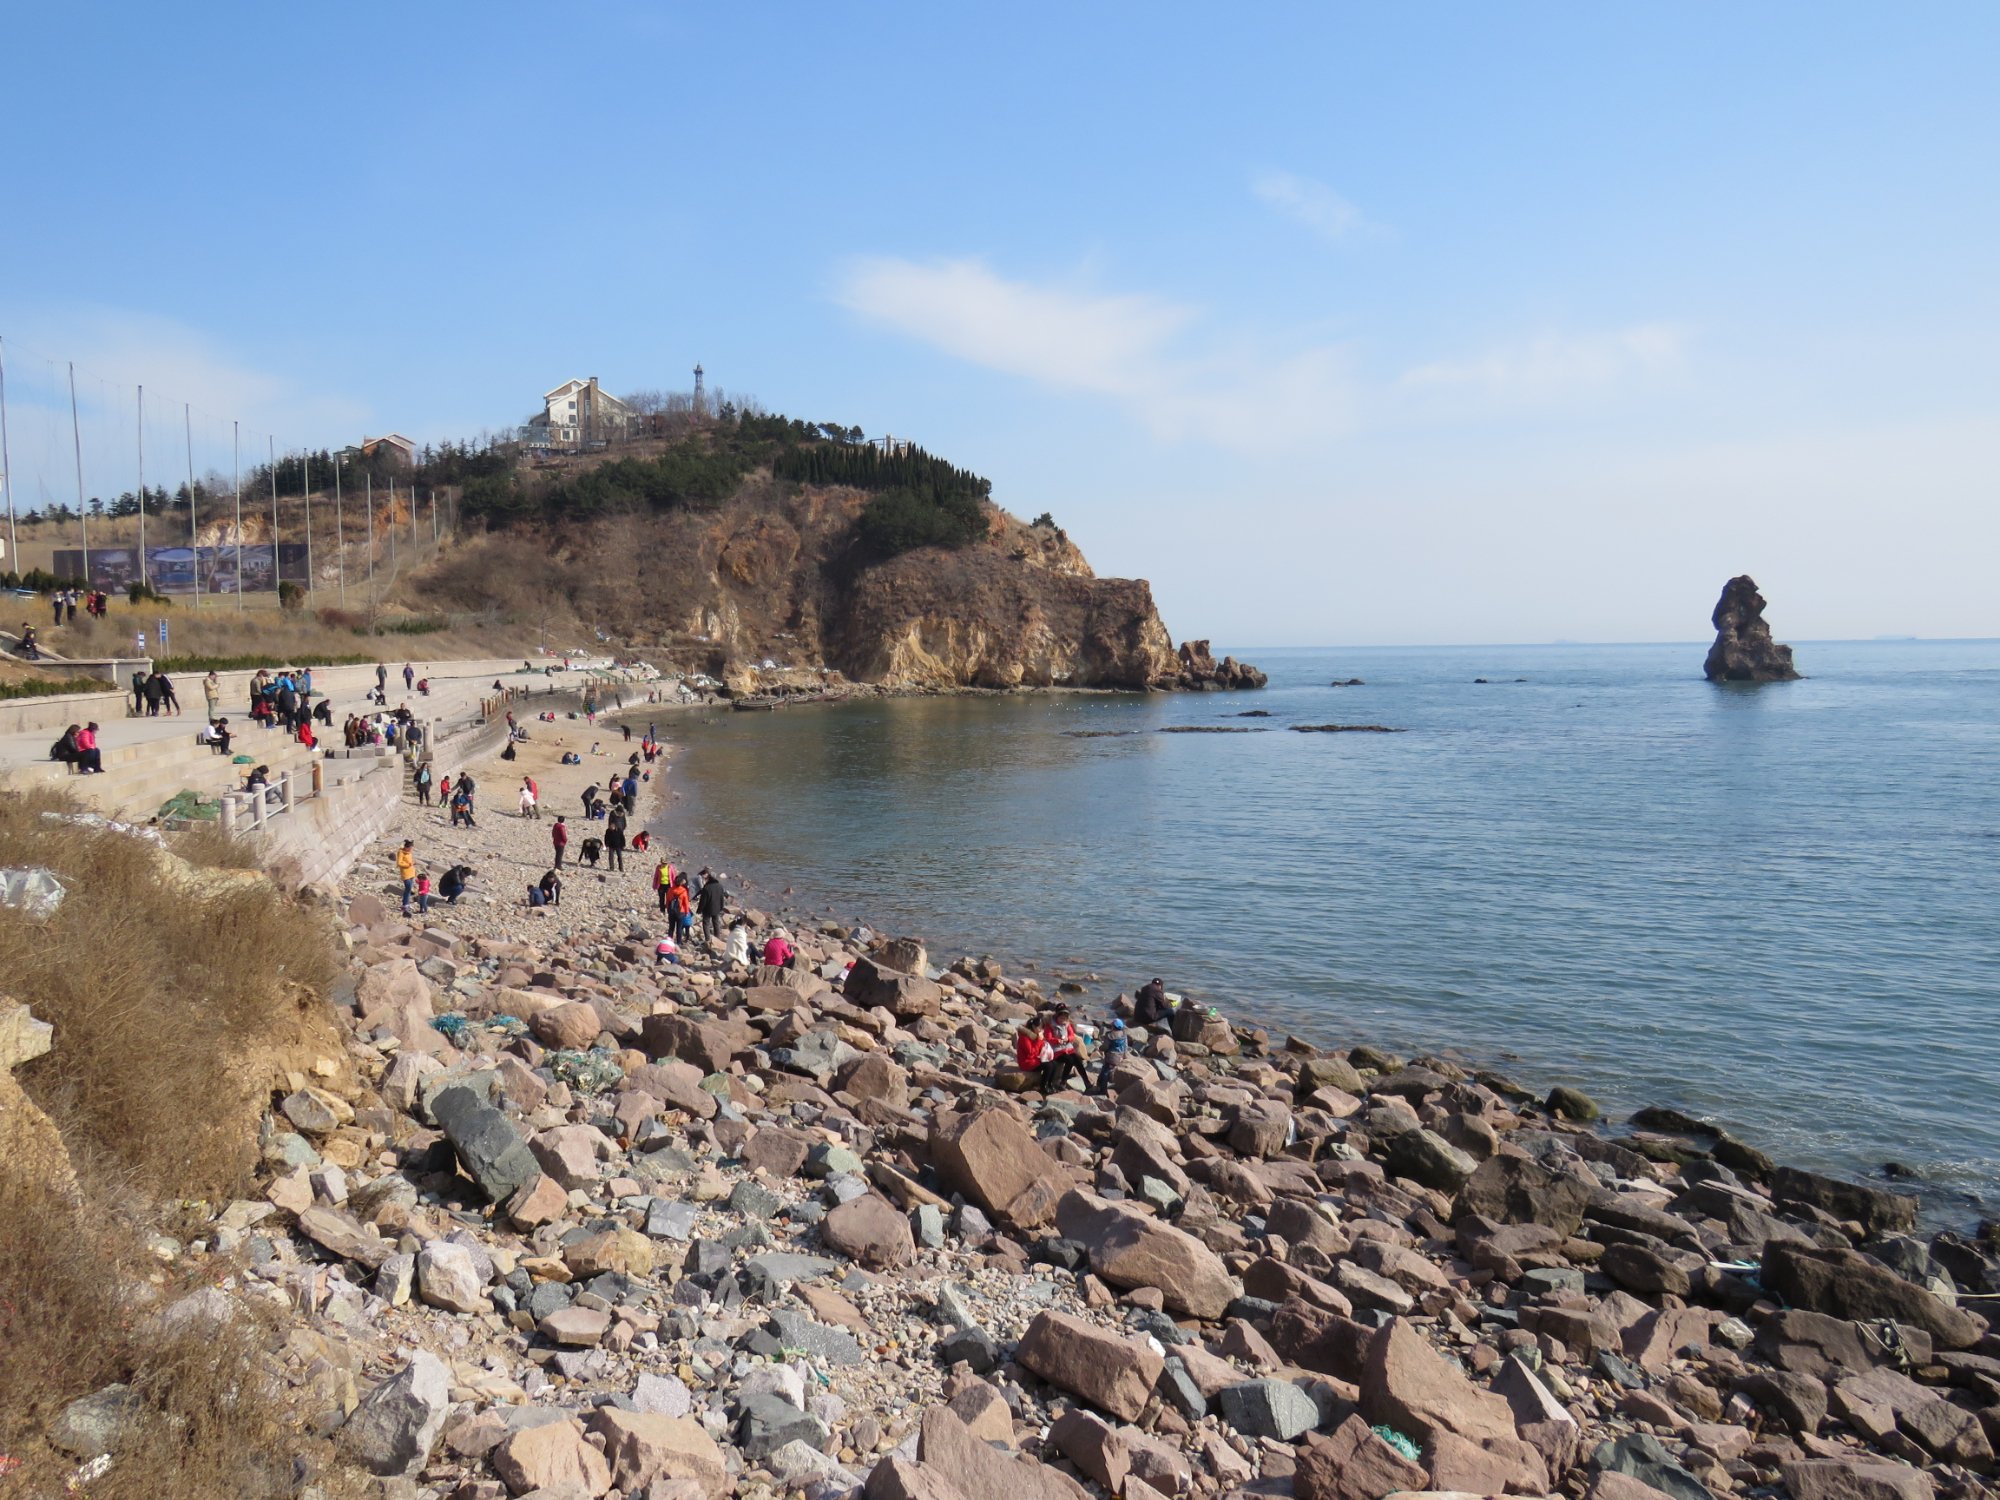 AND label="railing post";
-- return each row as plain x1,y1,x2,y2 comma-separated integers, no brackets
281,772,296,814
219,797,236,836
